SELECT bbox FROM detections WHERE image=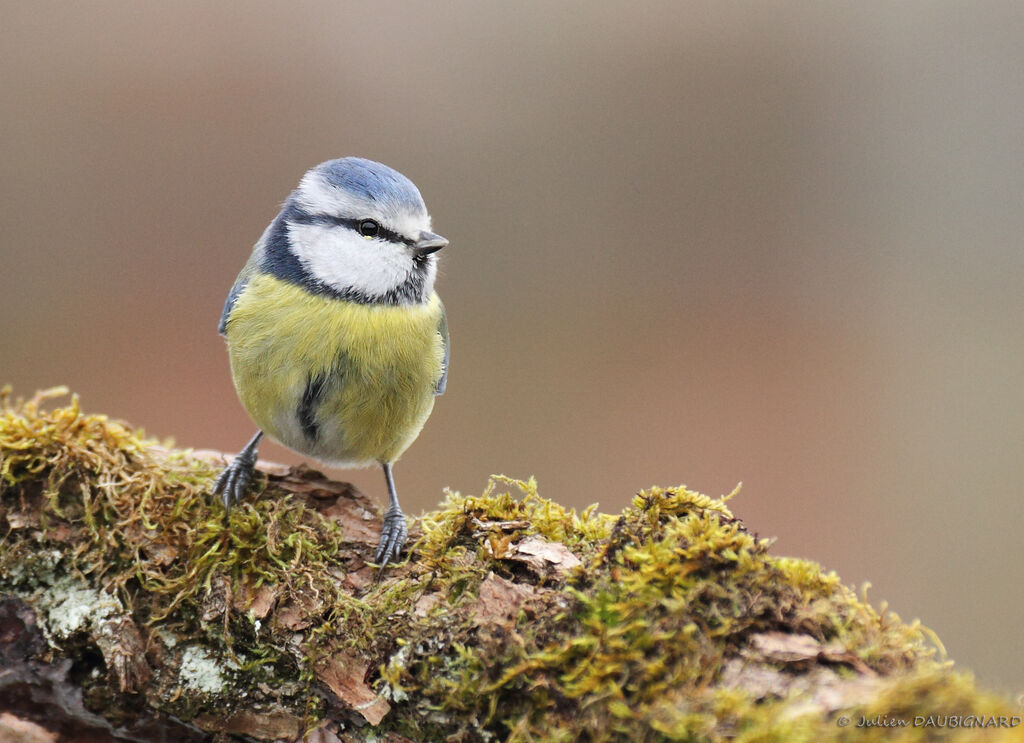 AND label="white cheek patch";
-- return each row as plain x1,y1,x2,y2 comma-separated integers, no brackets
288,221,415,297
